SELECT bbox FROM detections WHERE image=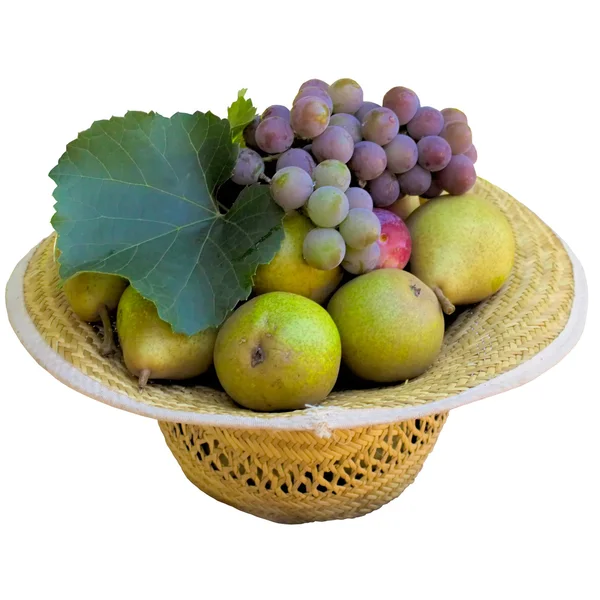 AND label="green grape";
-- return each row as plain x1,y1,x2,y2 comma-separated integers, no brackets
328,78,364,114
339,208,382,249
303,228,346,271
312,159,351,191
342,242,381,275
307,186,350,227
270,166,314,210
